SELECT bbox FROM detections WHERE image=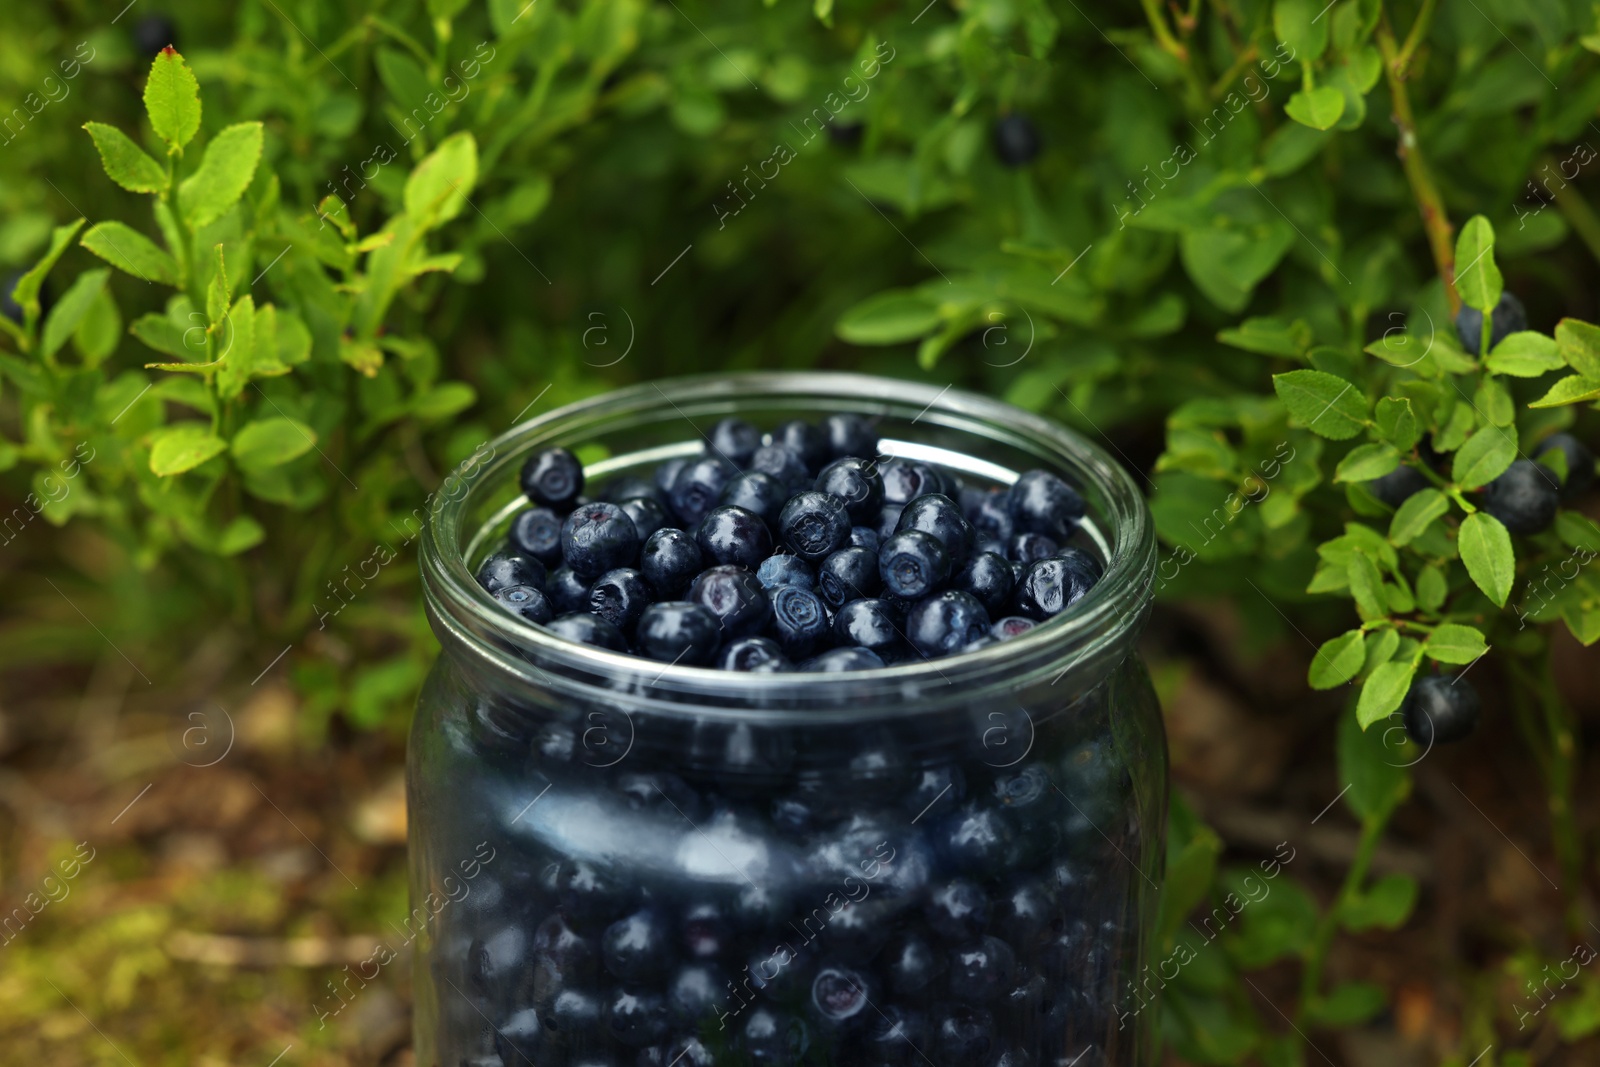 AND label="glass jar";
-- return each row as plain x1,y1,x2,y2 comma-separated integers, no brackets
411,373,1164,1067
